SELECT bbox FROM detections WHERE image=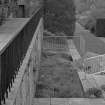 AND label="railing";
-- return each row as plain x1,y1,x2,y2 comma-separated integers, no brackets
43,36,69,52
0,7,43,104
43,35,82,53
83,54,105,74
